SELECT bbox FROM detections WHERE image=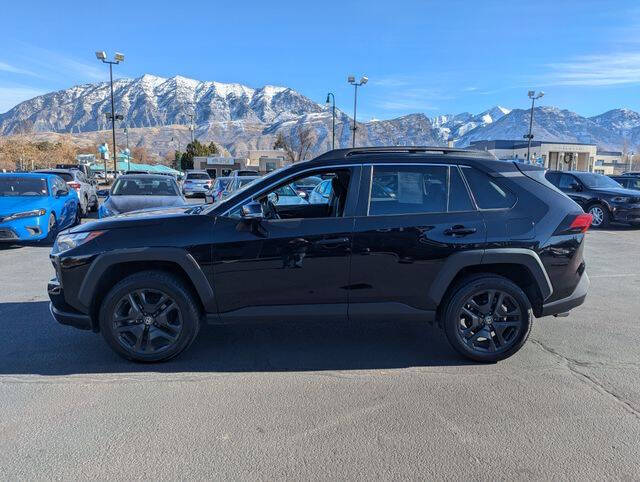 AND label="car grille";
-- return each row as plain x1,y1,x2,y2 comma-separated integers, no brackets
0,228,18,240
